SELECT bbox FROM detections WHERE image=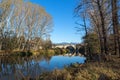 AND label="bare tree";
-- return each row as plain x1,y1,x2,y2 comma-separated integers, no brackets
75,0,112,61
0,0,53,52
111,0,120,57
